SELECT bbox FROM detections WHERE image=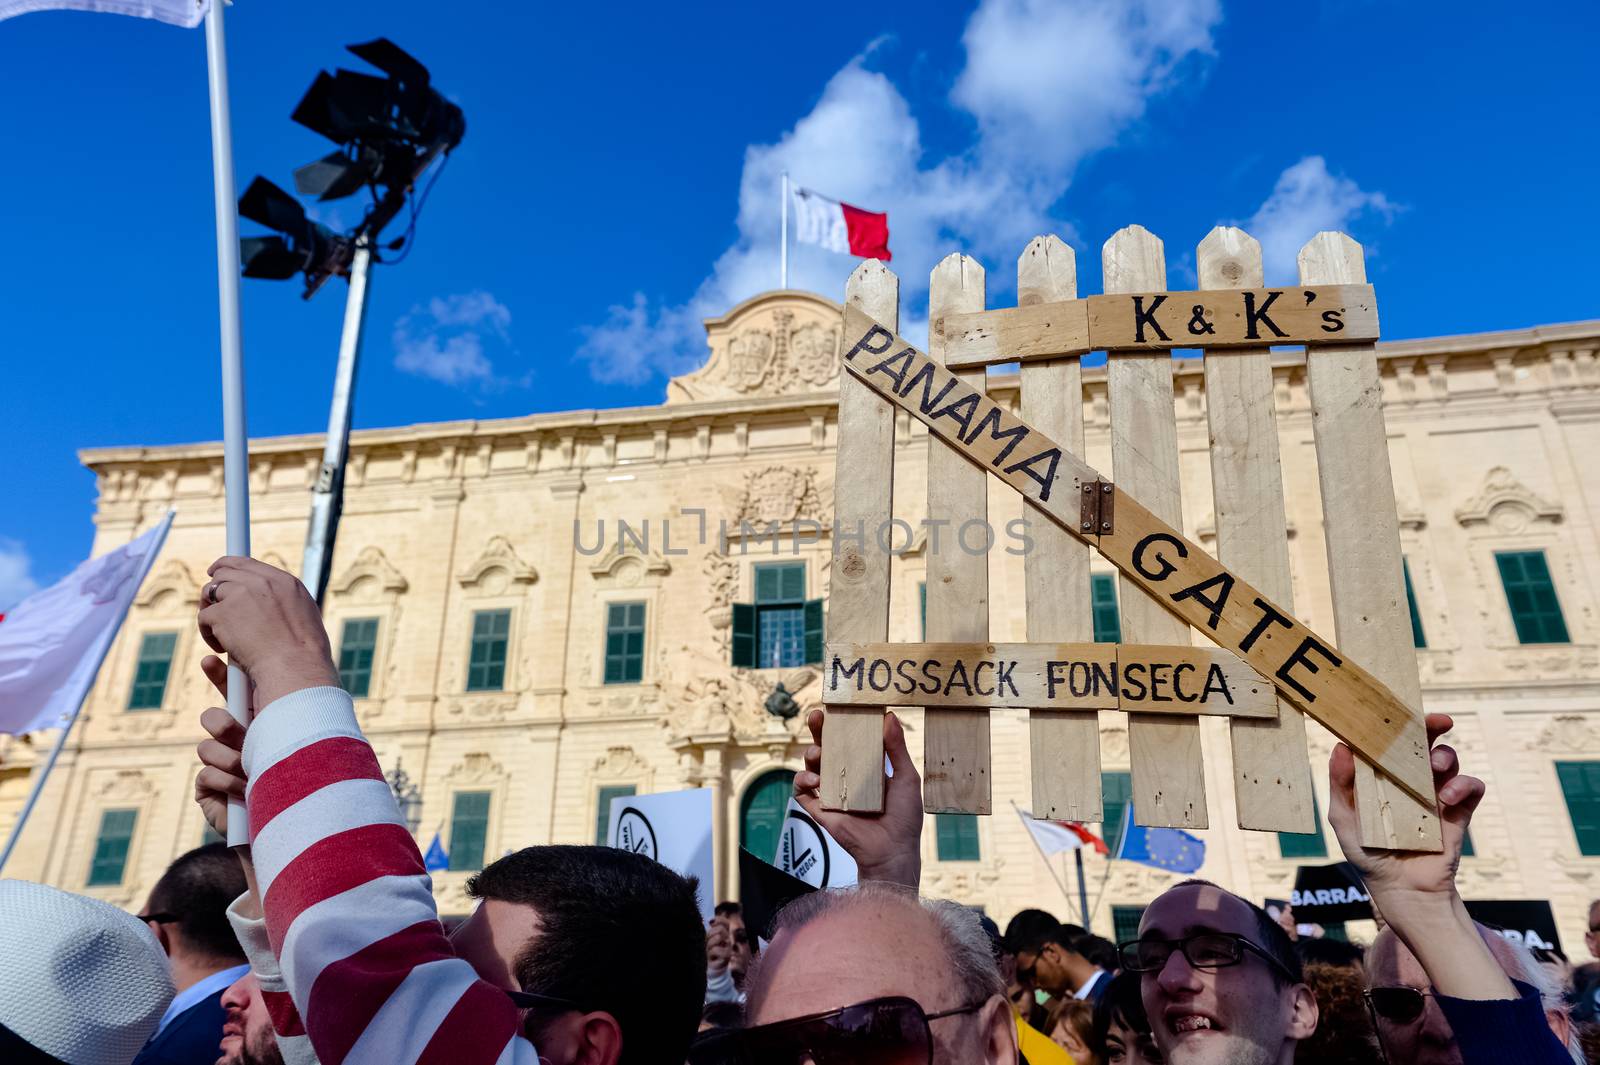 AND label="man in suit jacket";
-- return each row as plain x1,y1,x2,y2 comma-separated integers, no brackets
132,843,250,1065
1025,925,1113,1008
